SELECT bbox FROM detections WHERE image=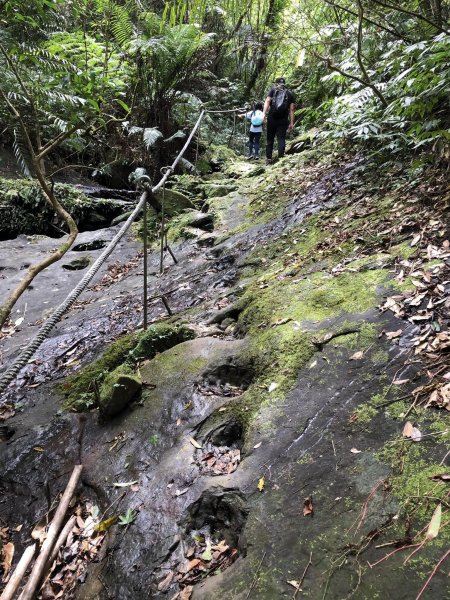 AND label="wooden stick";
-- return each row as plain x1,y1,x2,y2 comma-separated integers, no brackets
18,465,83,600
293,552,312,599
245,550,266,599
42,515,76,583
0,545,36,600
